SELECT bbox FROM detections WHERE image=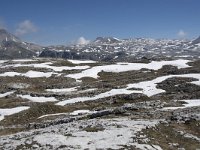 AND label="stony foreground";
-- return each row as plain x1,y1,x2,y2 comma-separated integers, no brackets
0,58,200,149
